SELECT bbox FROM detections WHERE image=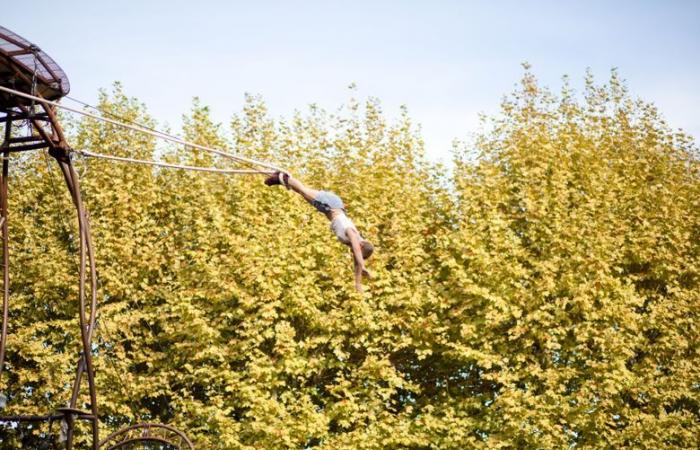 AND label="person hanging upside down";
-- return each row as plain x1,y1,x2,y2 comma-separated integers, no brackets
265,171,374,292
